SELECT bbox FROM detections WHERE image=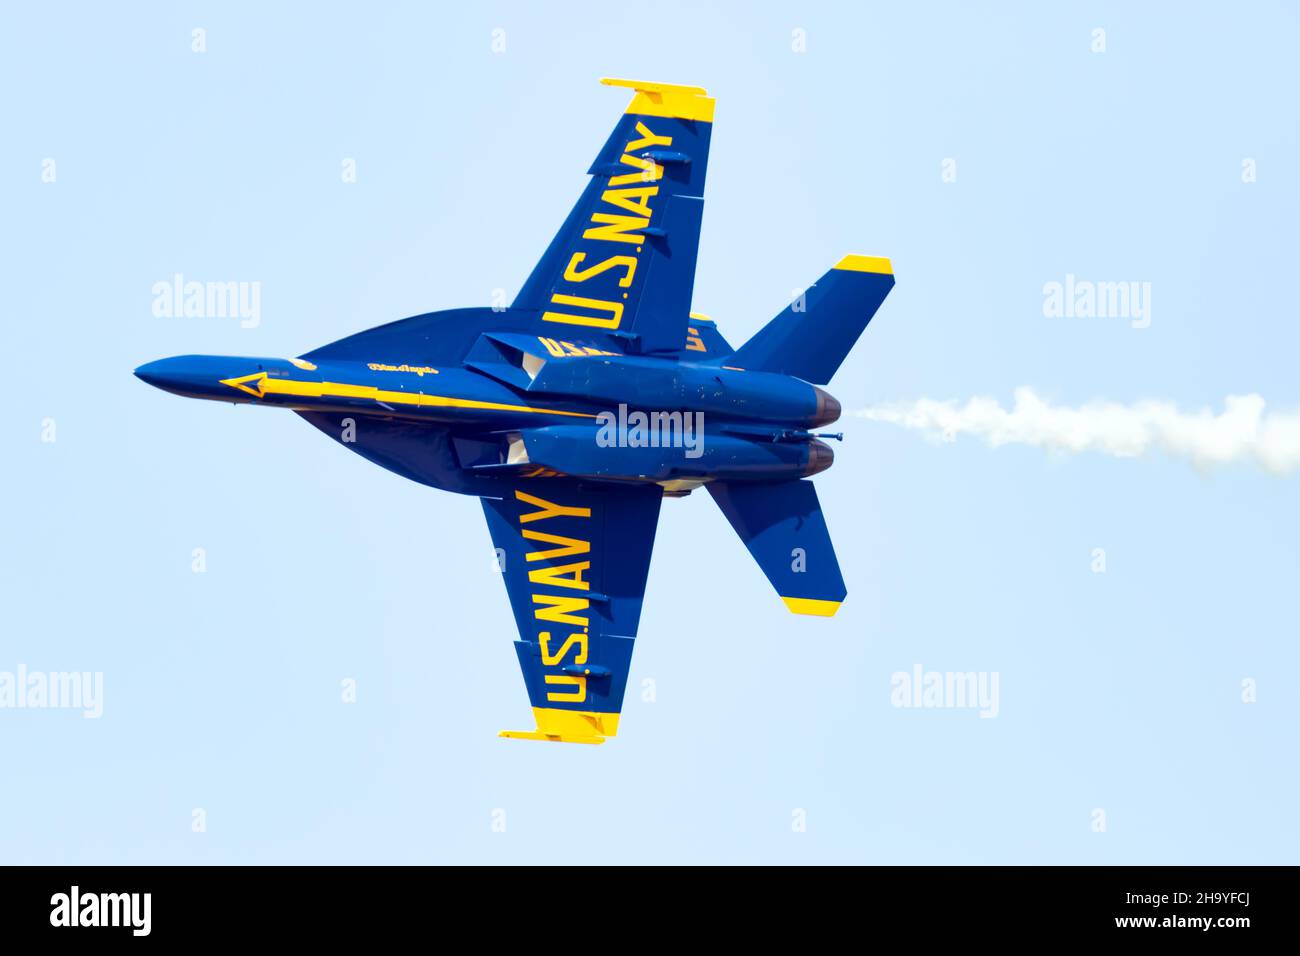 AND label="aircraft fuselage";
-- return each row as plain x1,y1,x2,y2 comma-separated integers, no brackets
135,350,841,491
